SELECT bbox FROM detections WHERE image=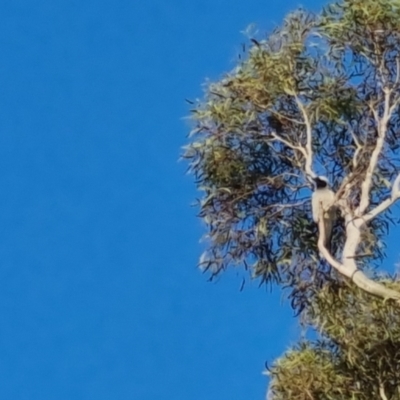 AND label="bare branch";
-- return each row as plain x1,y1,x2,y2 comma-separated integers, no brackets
379,382,388,400
349,127,363,169
389,97,400,115
261,199,308,212
295,96,315,178
392,173,400,198
362,173,400,222
318,208,400,301
317,207,356,276
318,231,347,273
270,132,308,157
358,90,392,215
363,198,396,222
351,271,400,302
271,111,304,126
